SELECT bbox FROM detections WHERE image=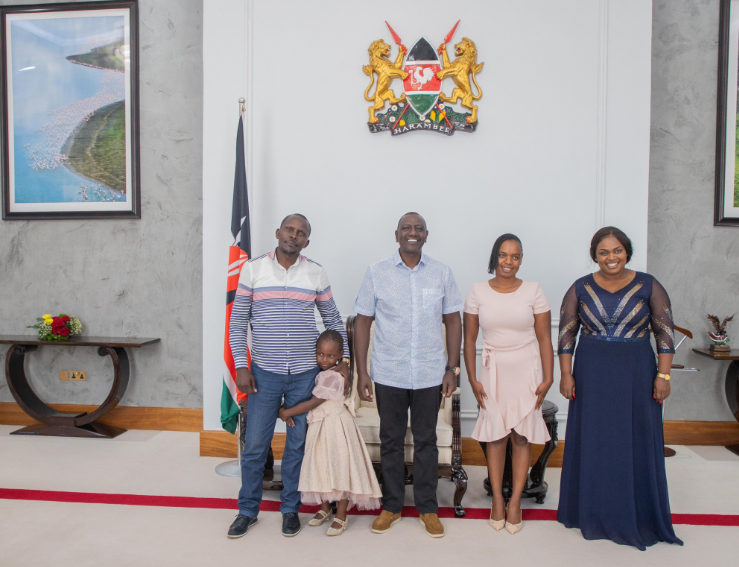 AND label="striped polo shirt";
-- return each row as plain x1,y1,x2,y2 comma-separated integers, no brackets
229,249,348,374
